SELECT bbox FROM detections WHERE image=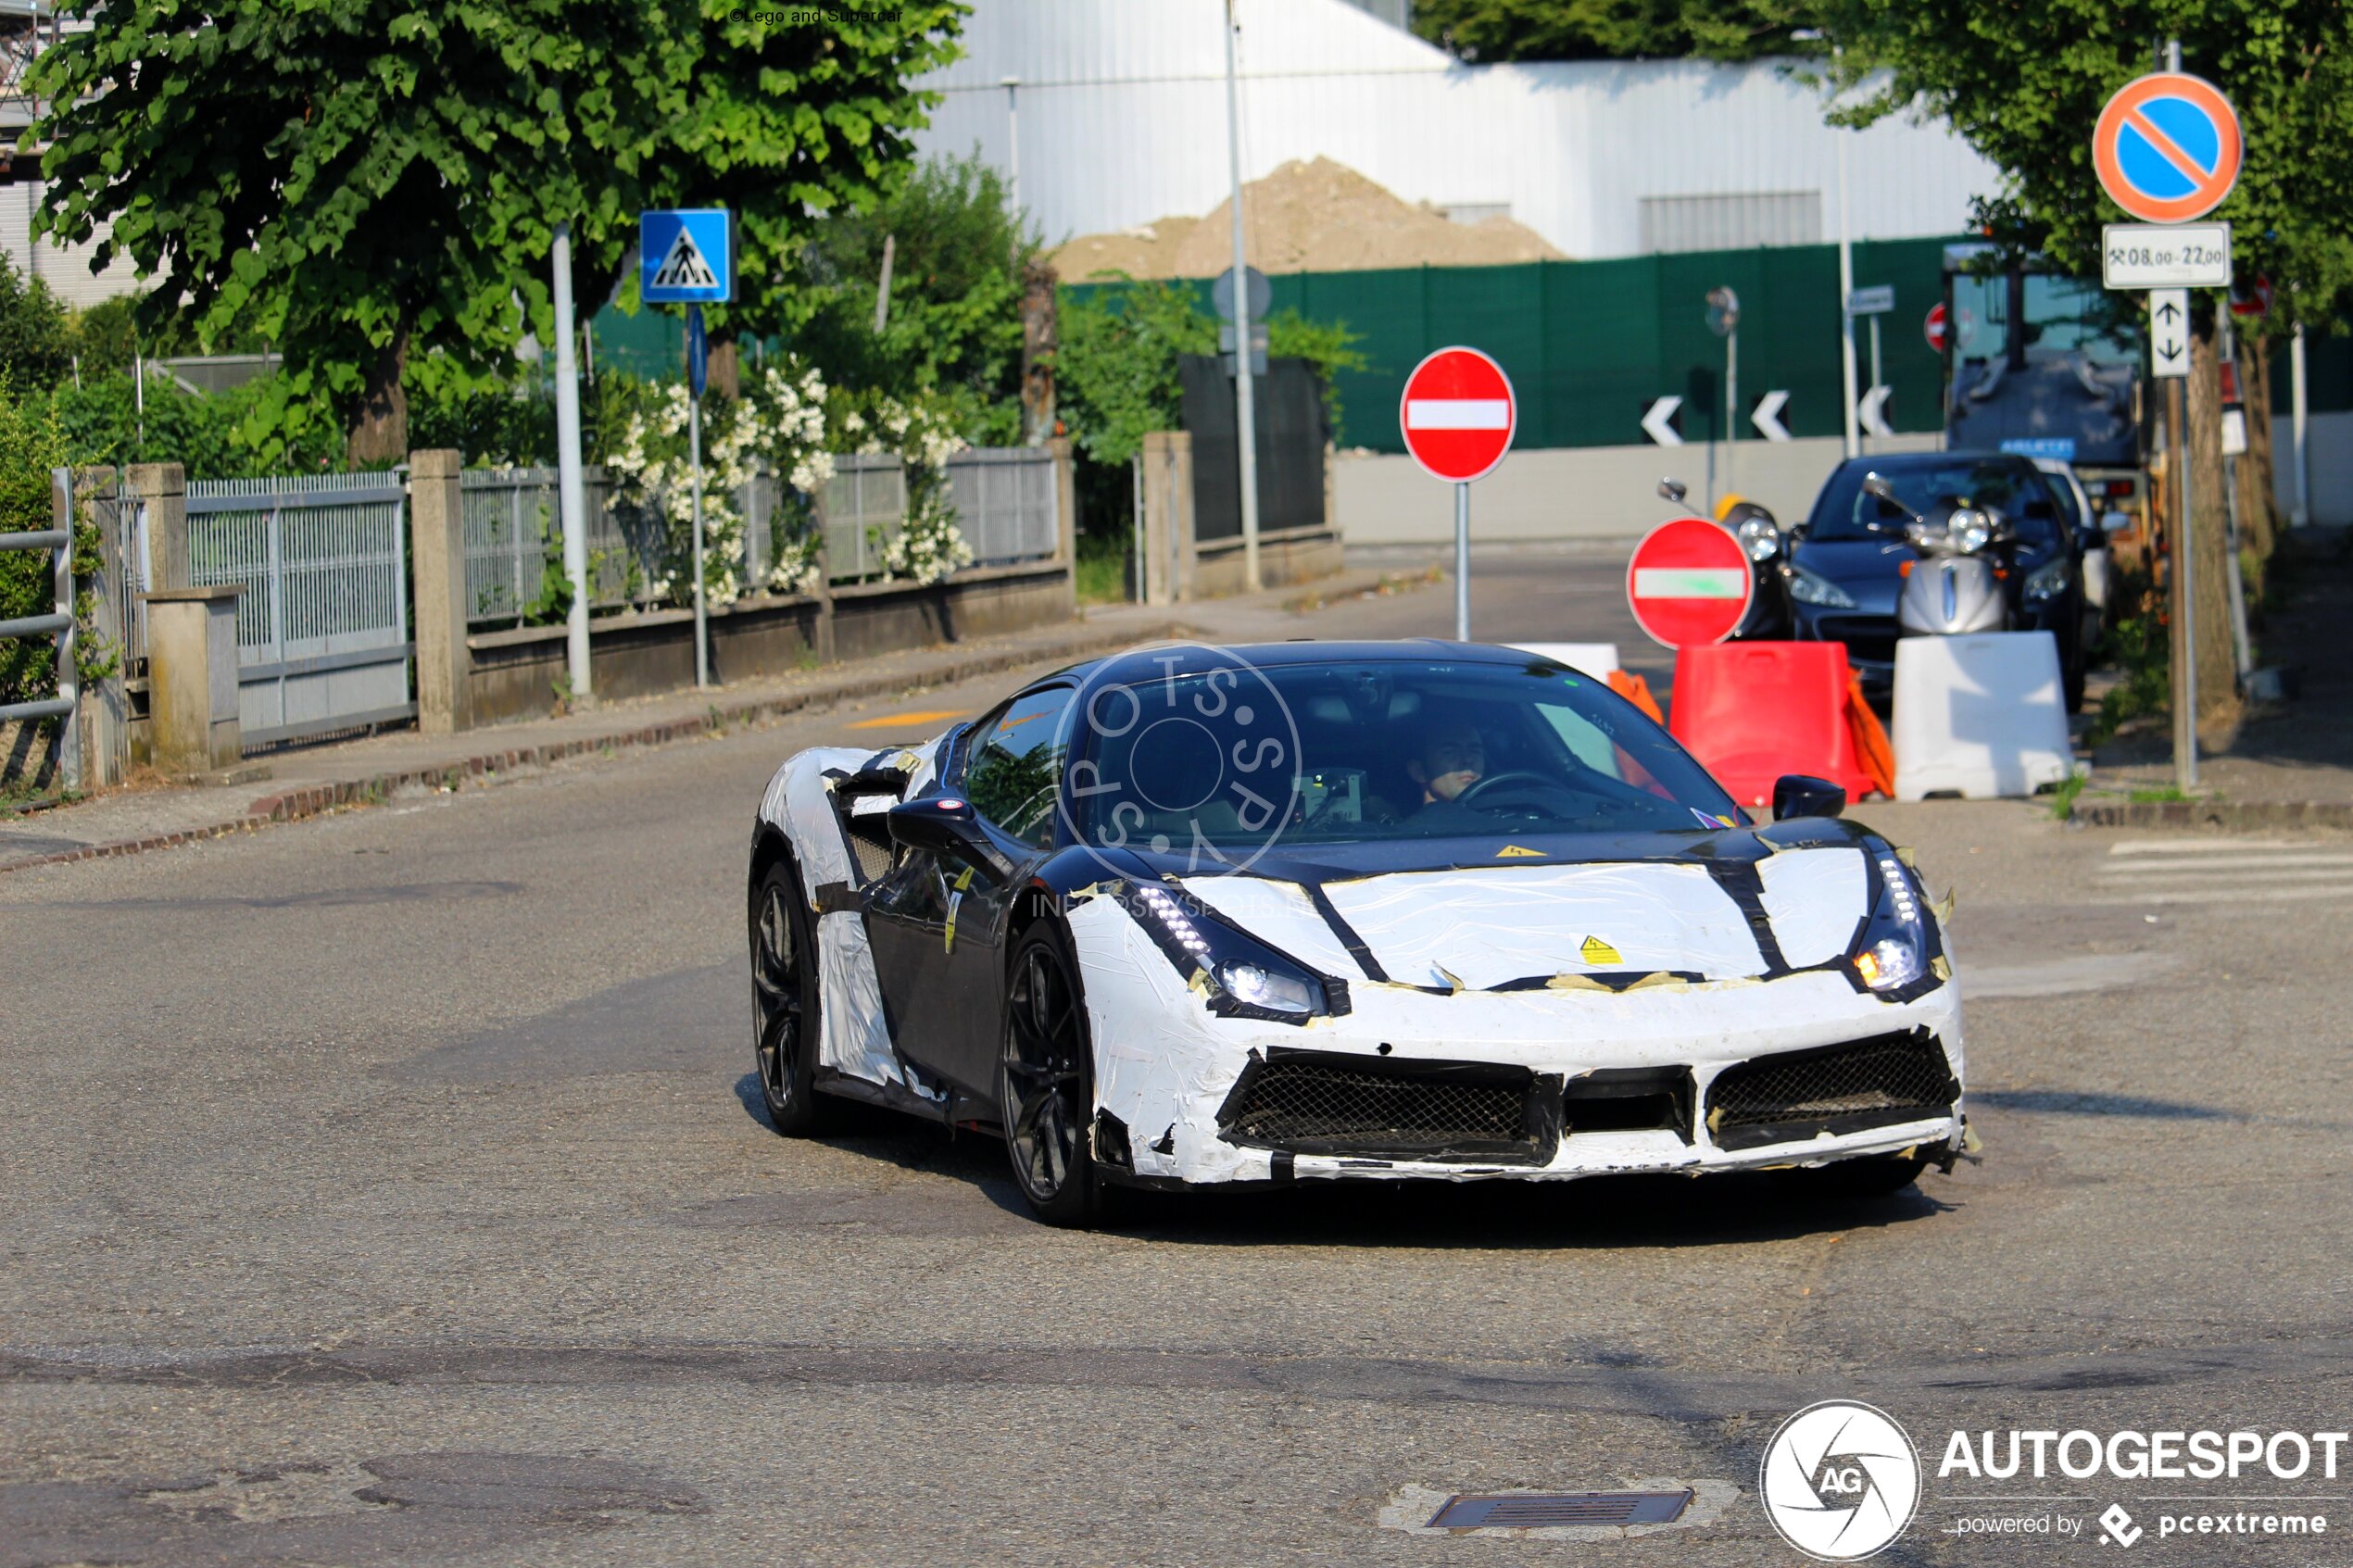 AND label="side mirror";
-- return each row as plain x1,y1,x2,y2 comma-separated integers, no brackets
887,796,1008,881
2100,510,2133,534
1657,478,1689,504
1771,773,1846,821
1860,472,1896,502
